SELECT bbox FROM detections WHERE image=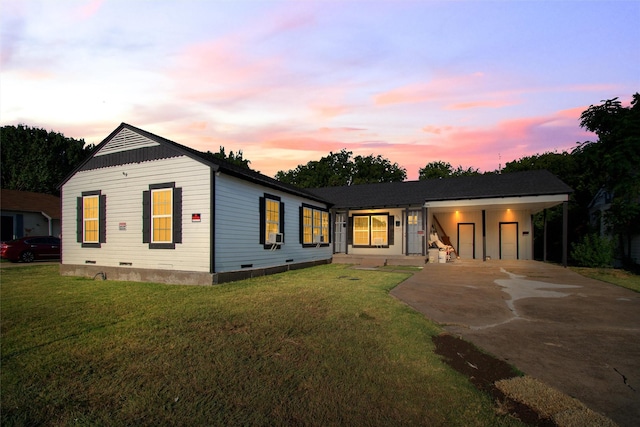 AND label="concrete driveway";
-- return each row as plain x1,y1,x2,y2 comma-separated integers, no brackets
390,260,640,427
